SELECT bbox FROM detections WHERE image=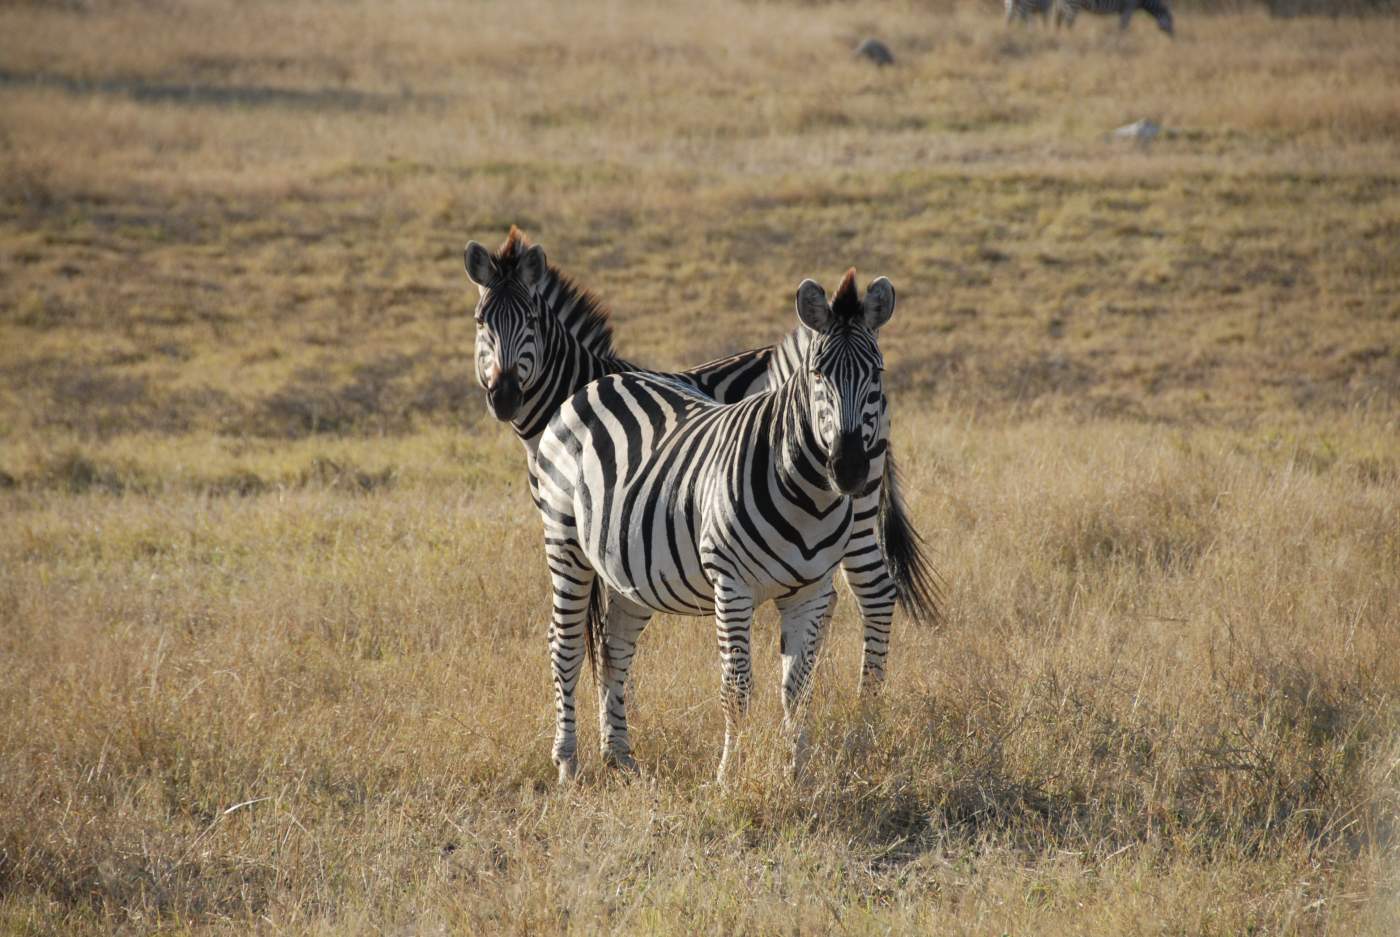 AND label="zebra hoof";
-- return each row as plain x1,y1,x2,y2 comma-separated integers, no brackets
555,754,579,784
603,750,638,774
716,753,740,787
